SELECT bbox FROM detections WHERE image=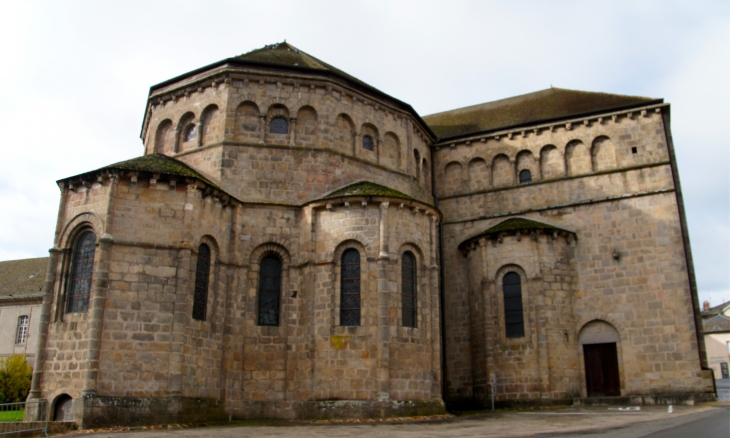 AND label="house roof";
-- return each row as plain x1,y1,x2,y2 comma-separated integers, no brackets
0,257,48,297
702,301,730,319
459,217,574,251
703,314,730,334
423,88,659,139
321,181,416,201
58,154,224,193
